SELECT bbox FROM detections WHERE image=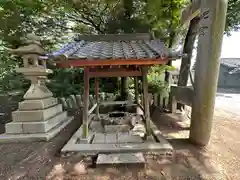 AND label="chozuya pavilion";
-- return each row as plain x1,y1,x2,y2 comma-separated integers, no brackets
0,0,228,164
